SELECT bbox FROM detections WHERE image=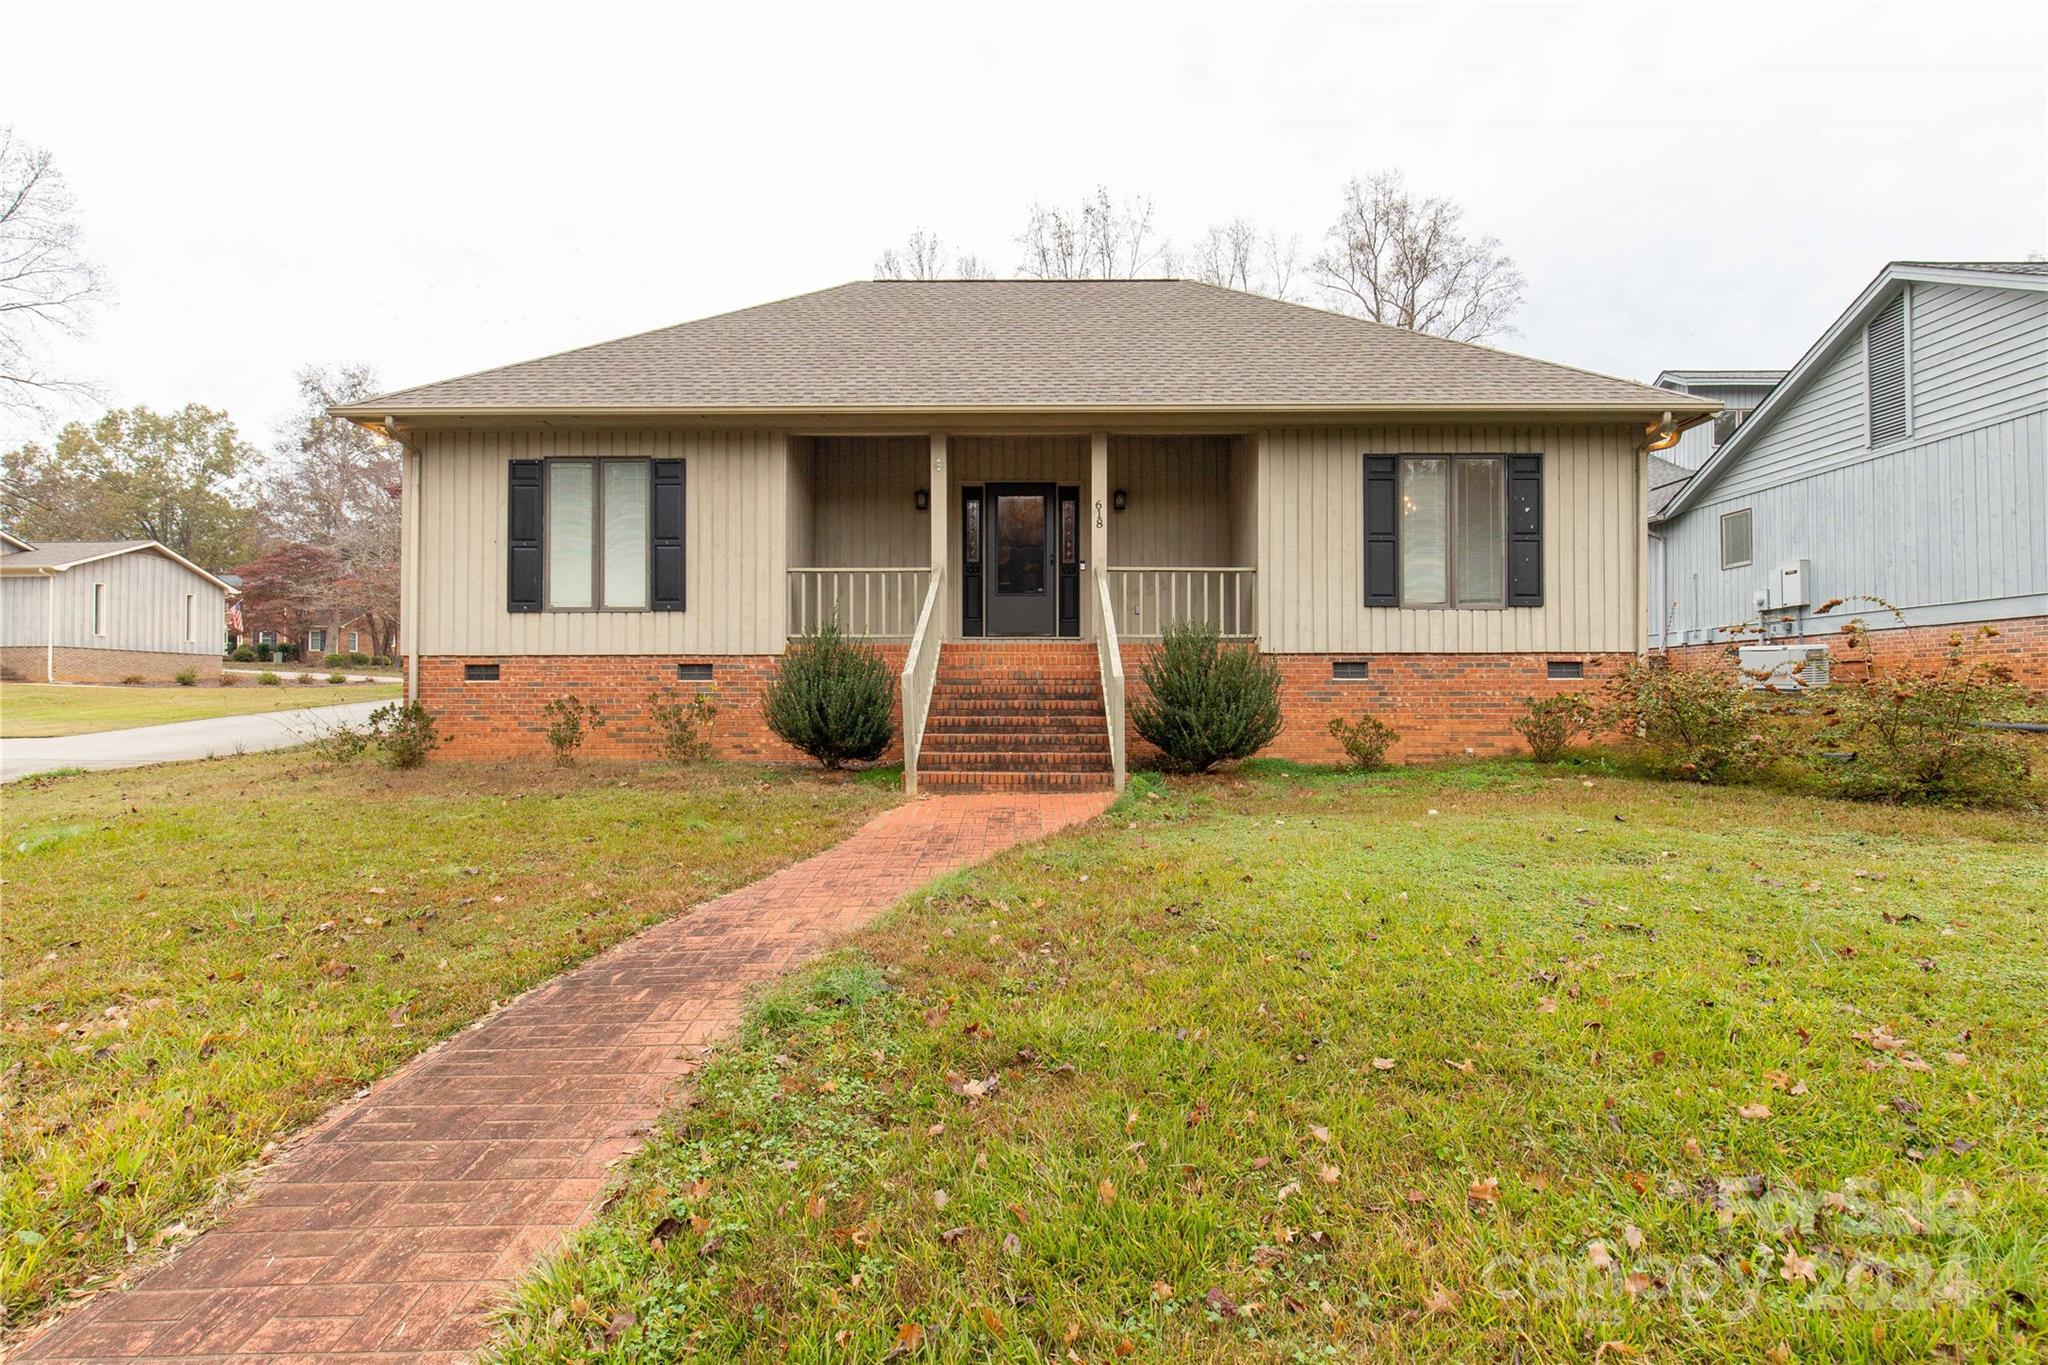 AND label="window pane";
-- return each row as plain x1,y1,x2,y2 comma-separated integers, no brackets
1721,510,1752,568
602,462,649,609
1399,458,1447,606
548,462,594,608
1453,457,1504,606
995,494,1046,595
965,498,982,565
